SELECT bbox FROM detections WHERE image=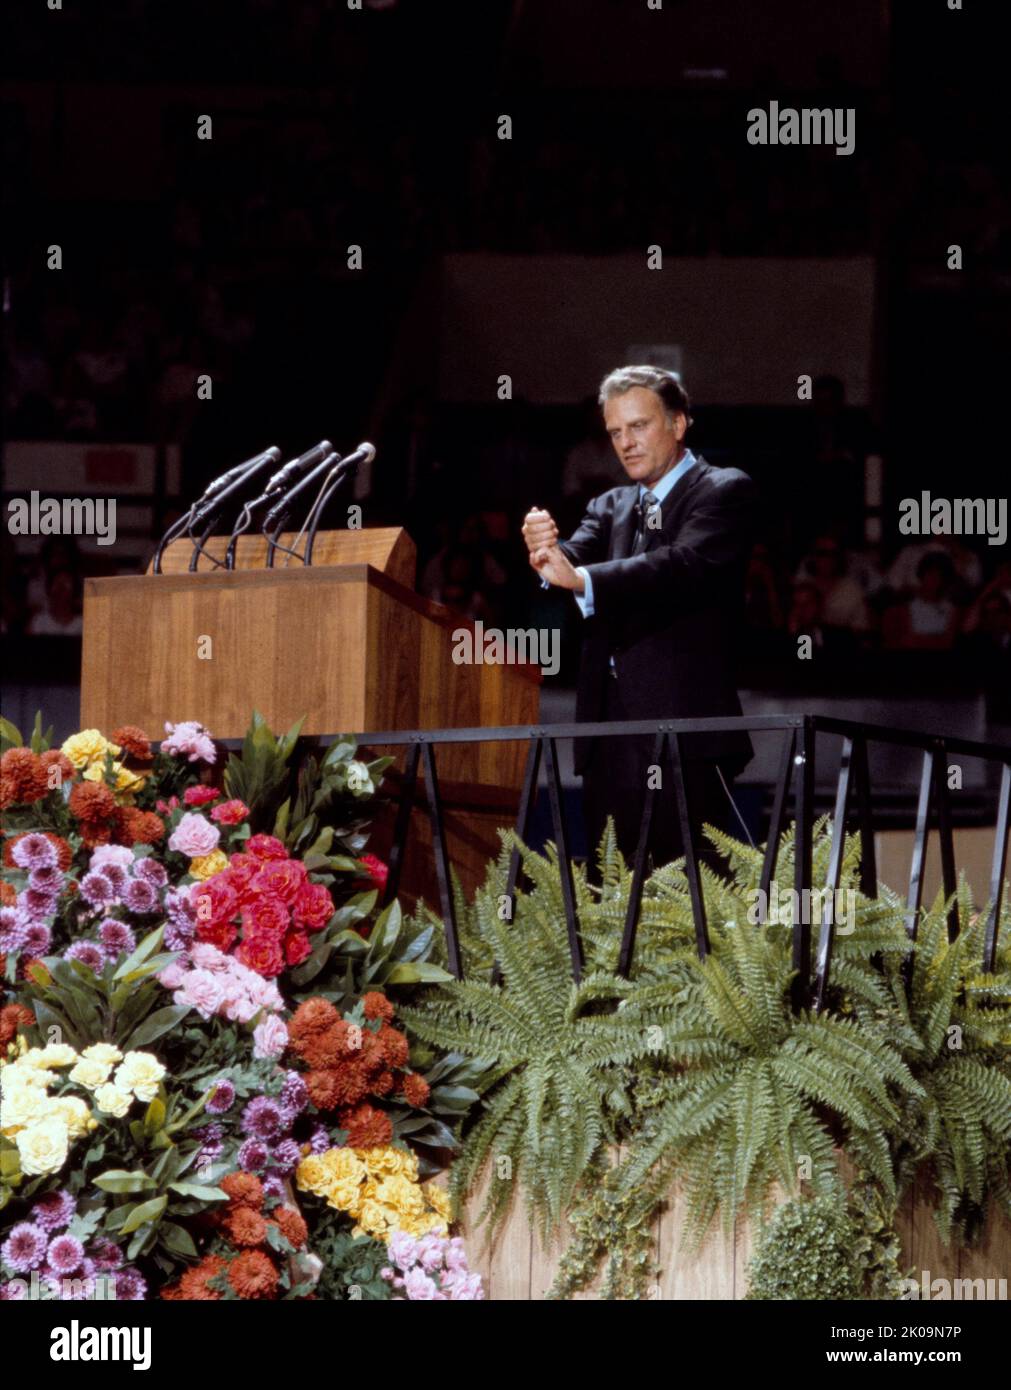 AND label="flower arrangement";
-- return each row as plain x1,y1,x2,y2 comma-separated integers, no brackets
0,710,485,1303
382,1230,484,1300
